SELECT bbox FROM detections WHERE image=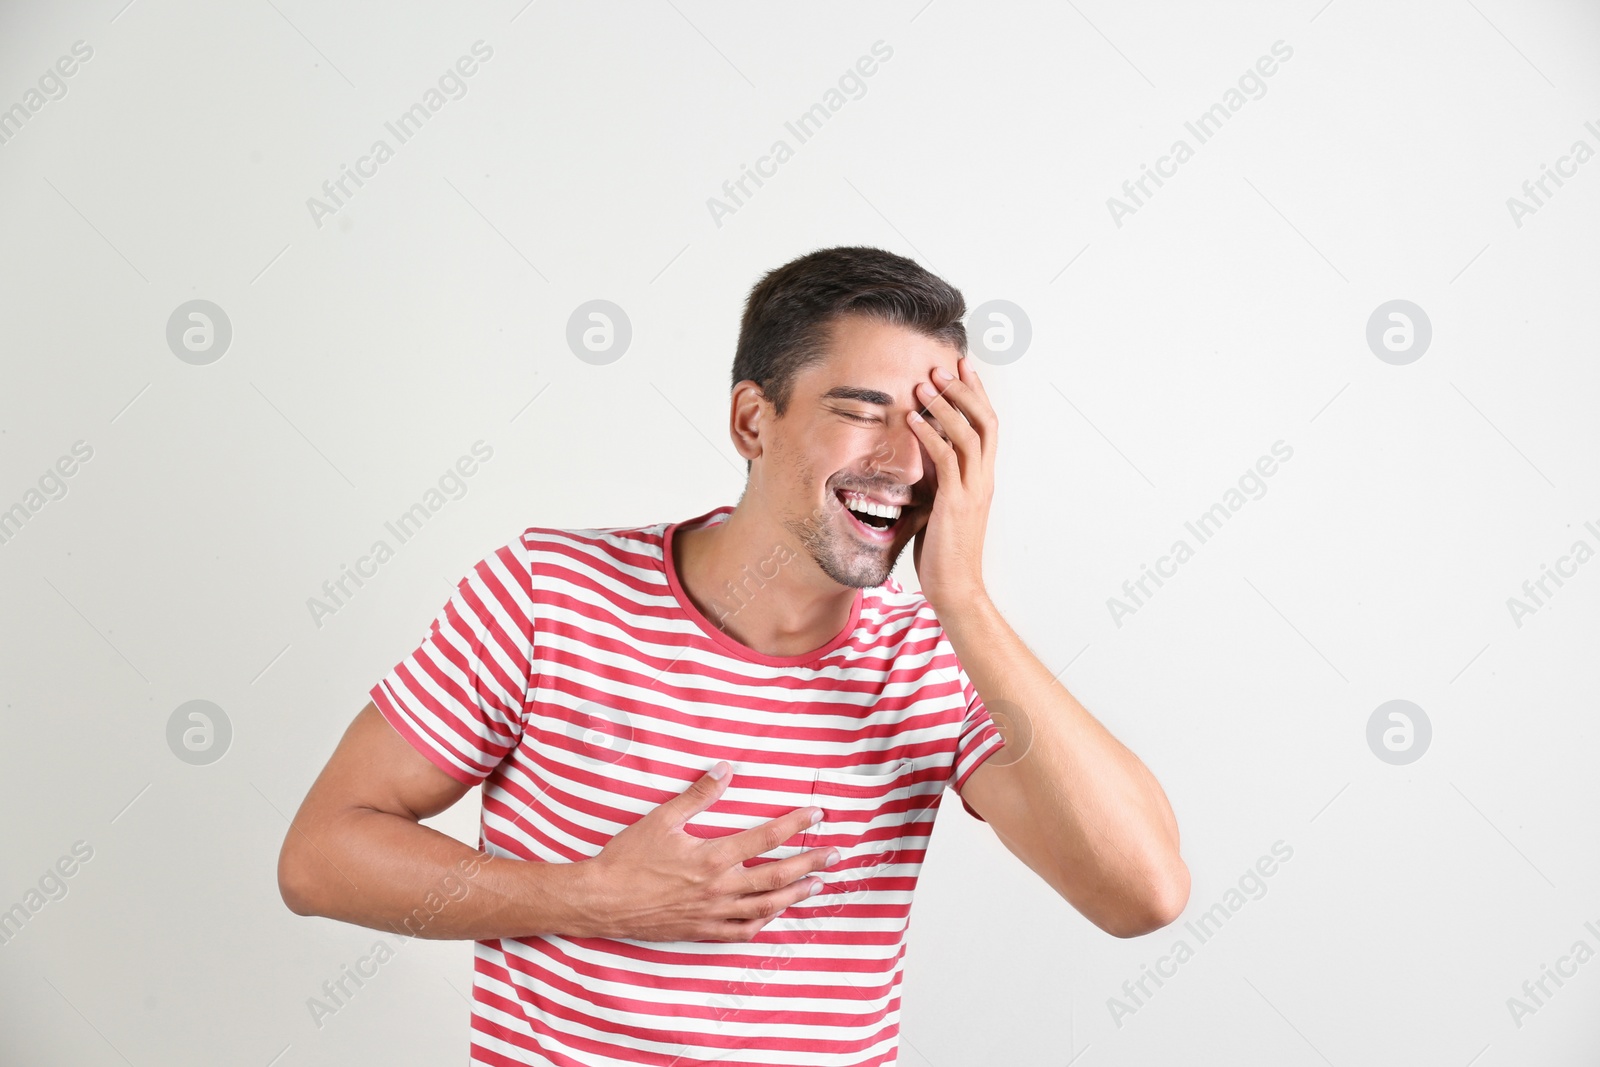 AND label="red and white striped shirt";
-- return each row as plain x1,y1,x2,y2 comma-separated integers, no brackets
370,504,1006,1066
